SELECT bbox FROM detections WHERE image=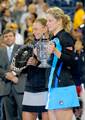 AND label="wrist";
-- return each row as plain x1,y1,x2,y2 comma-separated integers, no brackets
54,47,58,53
54,48,61,58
